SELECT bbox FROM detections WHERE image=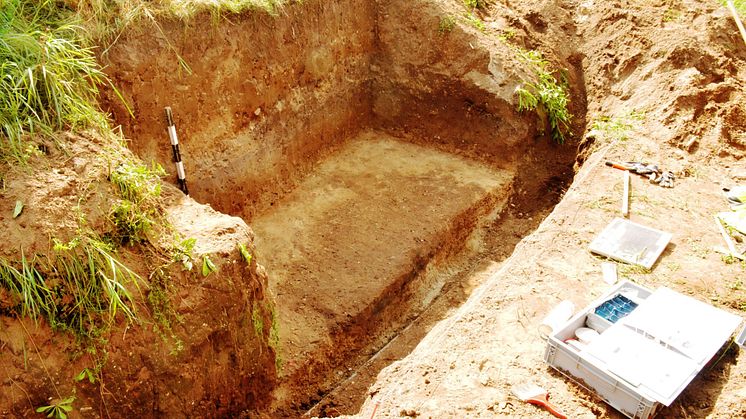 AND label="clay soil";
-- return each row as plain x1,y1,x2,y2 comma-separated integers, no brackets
251,132,514,412
0,0,745,418
340,1,746,419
